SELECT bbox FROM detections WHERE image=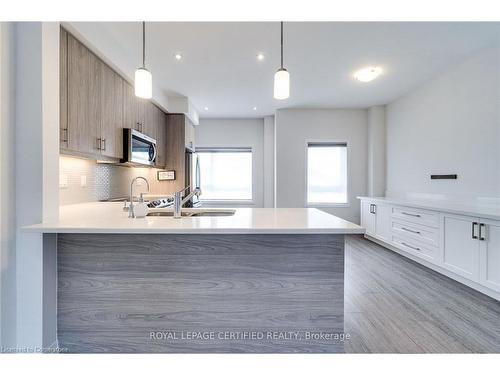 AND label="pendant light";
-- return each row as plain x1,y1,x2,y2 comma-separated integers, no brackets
273,21,290,100
135,21,152,99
